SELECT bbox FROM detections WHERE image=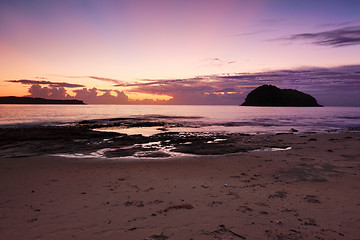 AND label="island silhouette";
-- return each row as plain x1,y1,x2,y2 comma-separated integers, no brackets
241,85,322,107
0,96,85,104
